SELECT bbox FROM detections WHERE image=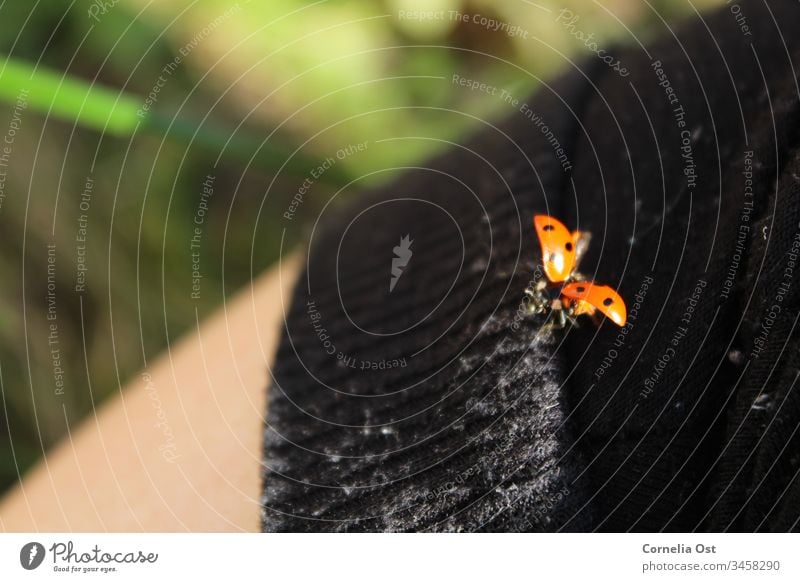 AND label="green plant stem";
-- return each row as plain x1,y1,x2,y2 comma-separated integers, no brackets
0,56,348,186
